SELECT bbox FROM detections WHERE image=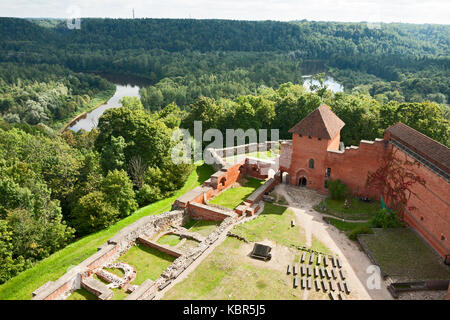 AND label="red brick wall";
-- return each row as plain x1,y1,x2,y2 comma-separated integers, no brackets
325,140,388,197
286,131,449,258
43,281,74,300
87,244,119,273
188,203,231,221
393,147,450,257
137,237,182,257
